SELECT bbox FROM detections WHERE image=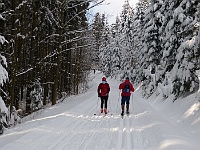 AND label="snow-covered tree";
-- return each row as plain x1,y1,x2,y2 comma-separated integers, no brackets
98,16,122,76
118,0,135,79
91,12,105,63
156,0,199,99
98,0,136,79
0,5,9,134
101,0,200,101
1,0,91,115
171,0,199,97
0,54,8,133
132,0,149,84
0,43,8,134
138,0,163,96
